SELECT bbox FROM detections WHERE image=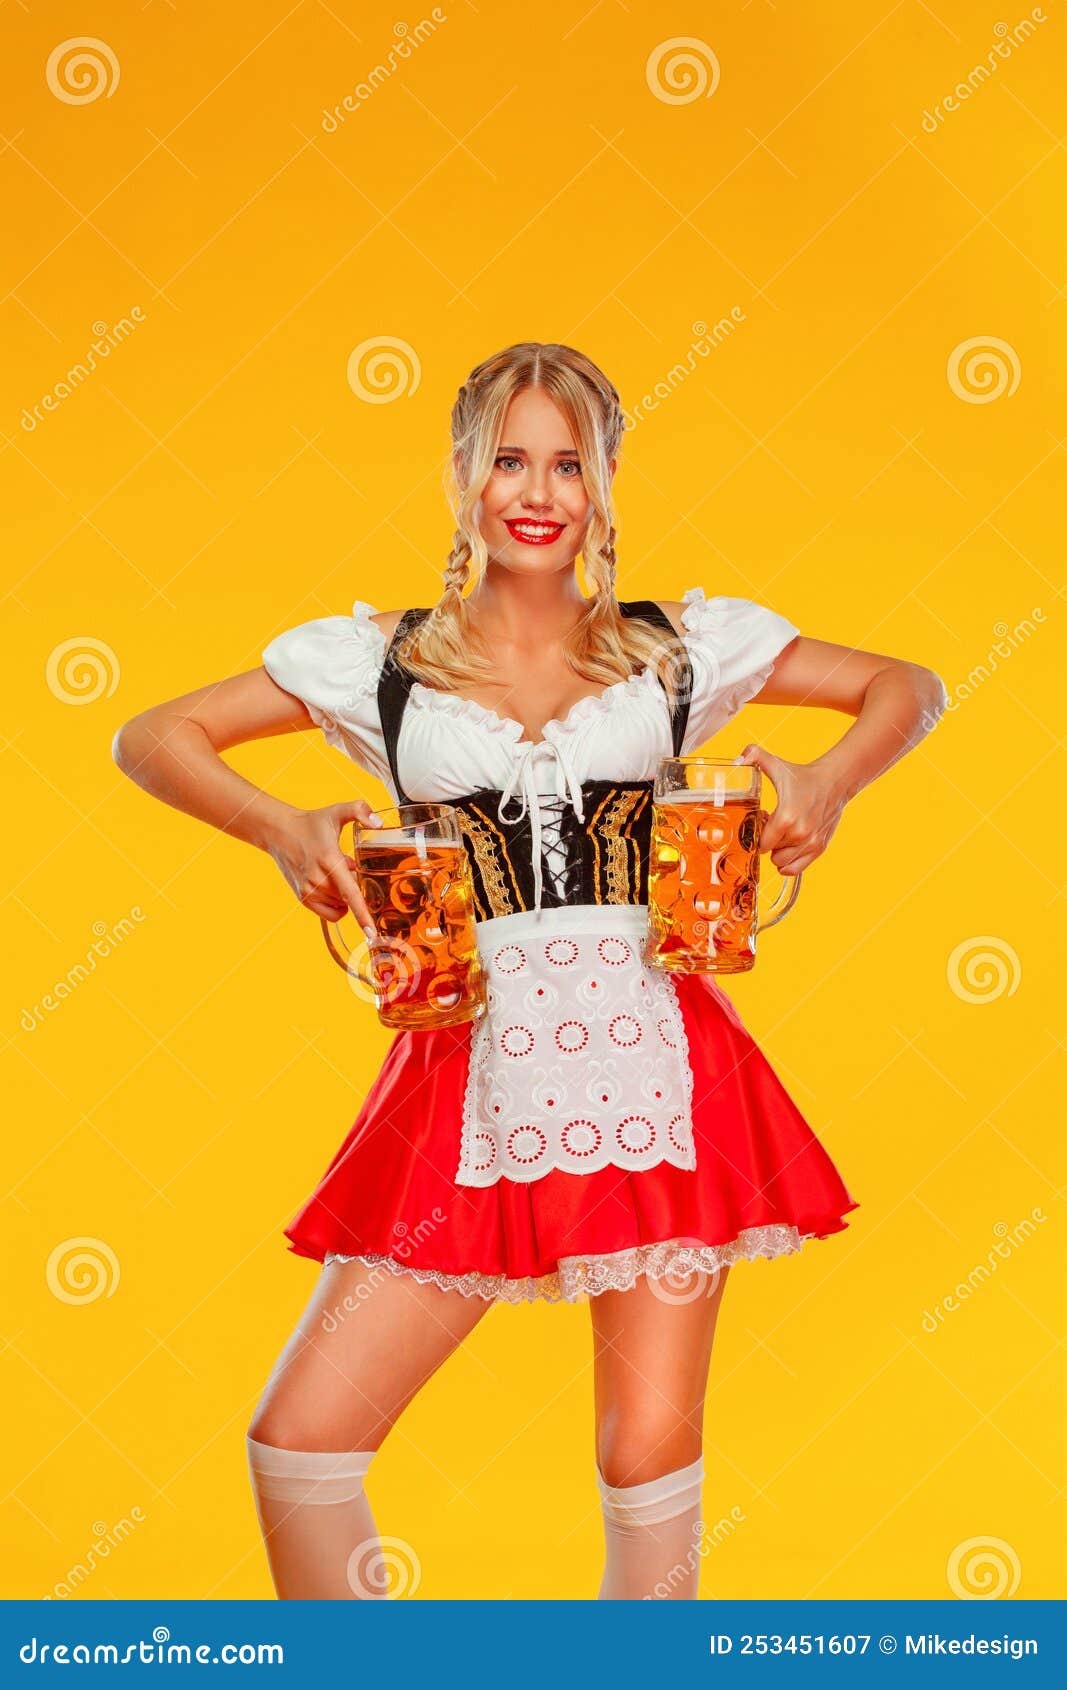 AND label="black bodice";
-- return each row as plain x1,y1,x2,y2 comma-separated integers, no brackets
375,601,692,919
